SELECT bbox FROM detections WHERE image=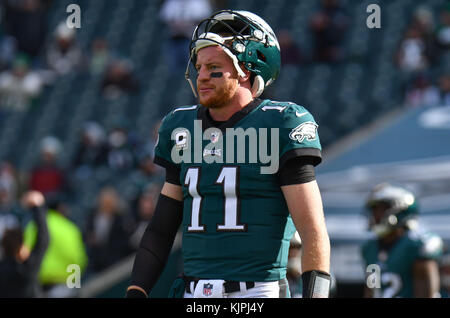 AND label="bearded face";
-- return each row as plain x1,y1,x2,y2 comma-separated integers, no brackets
195,46,240,109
